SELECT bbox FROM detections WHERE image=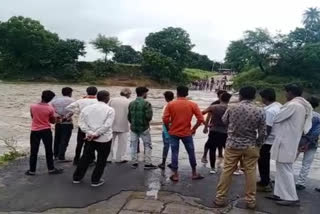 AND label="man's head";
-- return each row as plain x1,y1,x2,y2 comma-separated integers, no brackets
97,90,110,104
41,90,55,103
239,86,256,101
120,88,132,98
177,86,189,97
62,87,73,97
307,97,319,109
136,87,149,99
164,91,174,103
259,88,276,105
220,92,232,103
284,84,303,101
86,86,98,96
217,90,227,99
